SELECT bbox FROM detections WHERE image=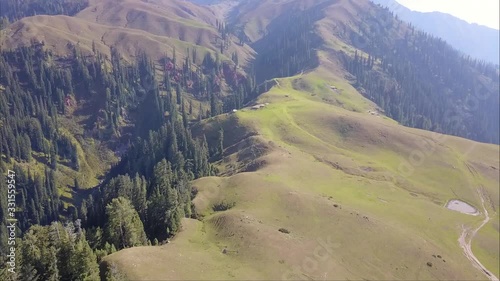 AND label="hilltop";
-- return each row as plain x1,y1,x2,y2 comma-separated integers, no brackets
0,0,254,63
105,70,499,280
